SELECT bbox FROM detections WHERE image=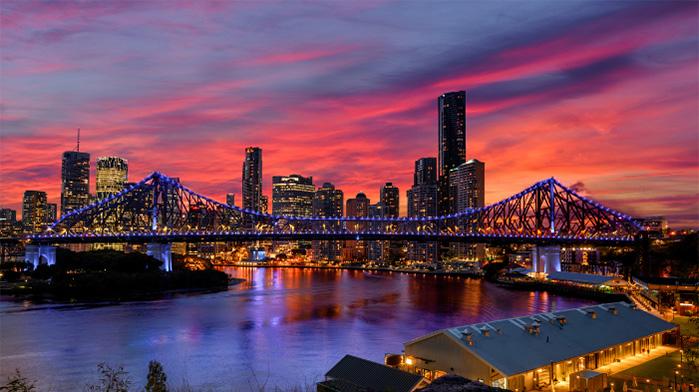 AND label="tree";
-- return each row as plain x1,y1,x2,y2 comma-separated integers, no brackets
0,369,36,392
145,360,168,392
86,363,131,392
